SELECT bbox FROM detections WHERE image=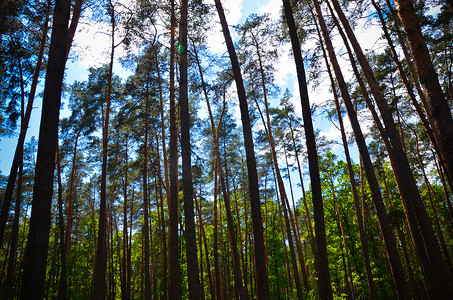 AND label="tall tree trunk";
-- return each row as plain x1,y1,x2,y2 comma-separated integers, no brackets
395,0,453,190
251,32,307,296
0,0,50,245
195,188,215,299
58,130,81,297
316,2,412,298
192,39,246,300
155,55,168,300
121,140,130,300
319,32,376,298
168,0,180,298
19,0,71,298
179,1,203,298
213,1,270,298
329,1,453,298
56,144,68,300
143,87,152,300
93,2,115,298
281,0,333,298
